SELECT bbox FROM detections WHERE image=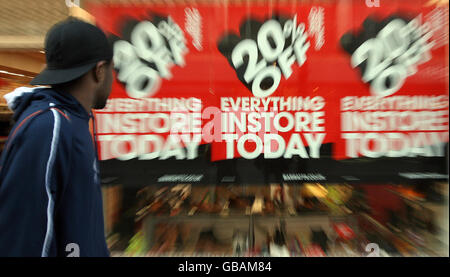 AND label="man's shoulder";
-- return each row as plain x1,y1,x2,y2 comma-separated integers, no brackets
17,107,73,142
